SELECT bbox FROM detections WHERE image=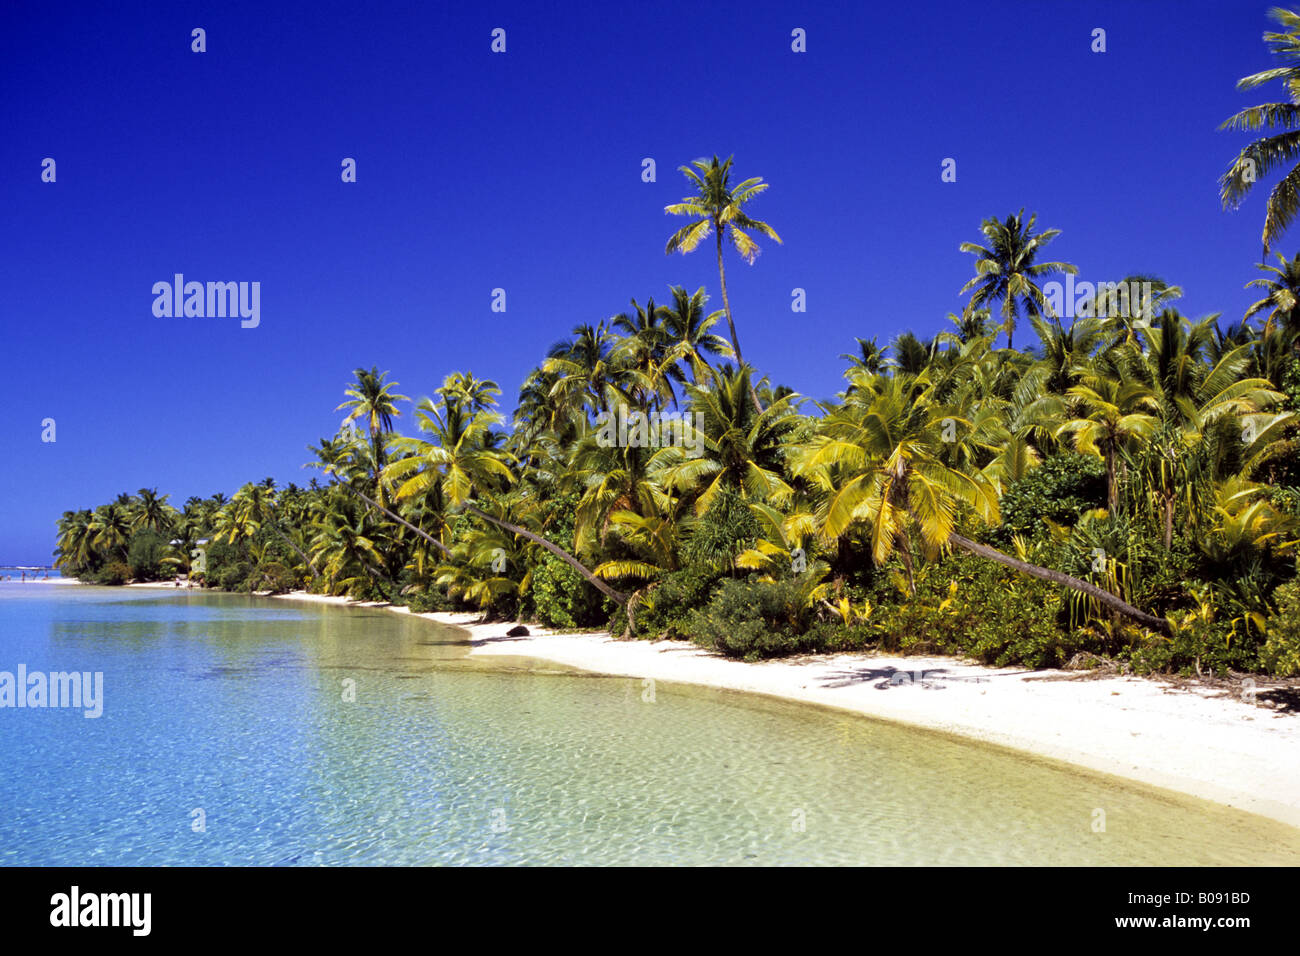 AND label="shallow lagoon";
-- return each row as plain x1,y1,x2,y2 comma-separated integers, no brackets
3,585,1299,865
